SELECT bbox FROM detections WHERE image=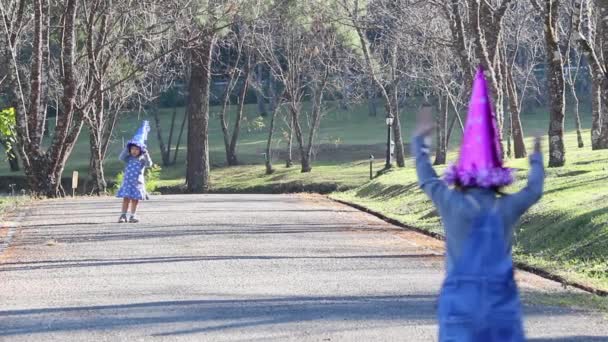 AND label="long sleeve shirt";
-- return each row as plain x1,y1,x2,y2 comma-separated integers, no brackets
412,134,544,273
